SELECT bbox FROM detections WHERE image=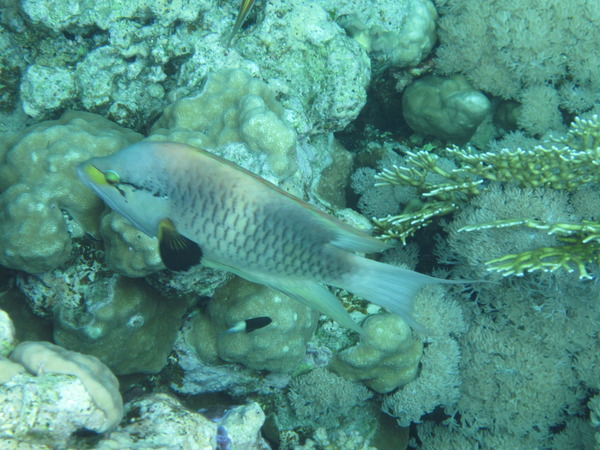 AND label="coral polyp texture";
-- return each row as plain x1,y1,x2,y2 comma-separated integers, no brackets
0,111,141,274
434,0,600,135
330,313,423,394
152,68,298,178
